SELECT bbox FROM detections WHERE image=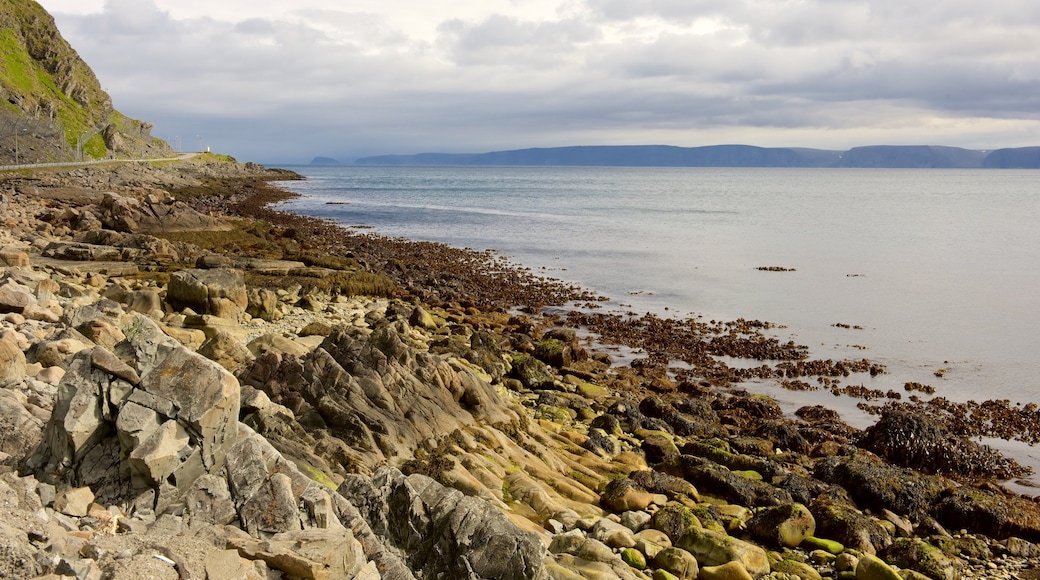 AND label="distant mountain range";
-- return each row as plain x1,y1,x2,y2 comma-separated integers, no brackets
338,145,1040,168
